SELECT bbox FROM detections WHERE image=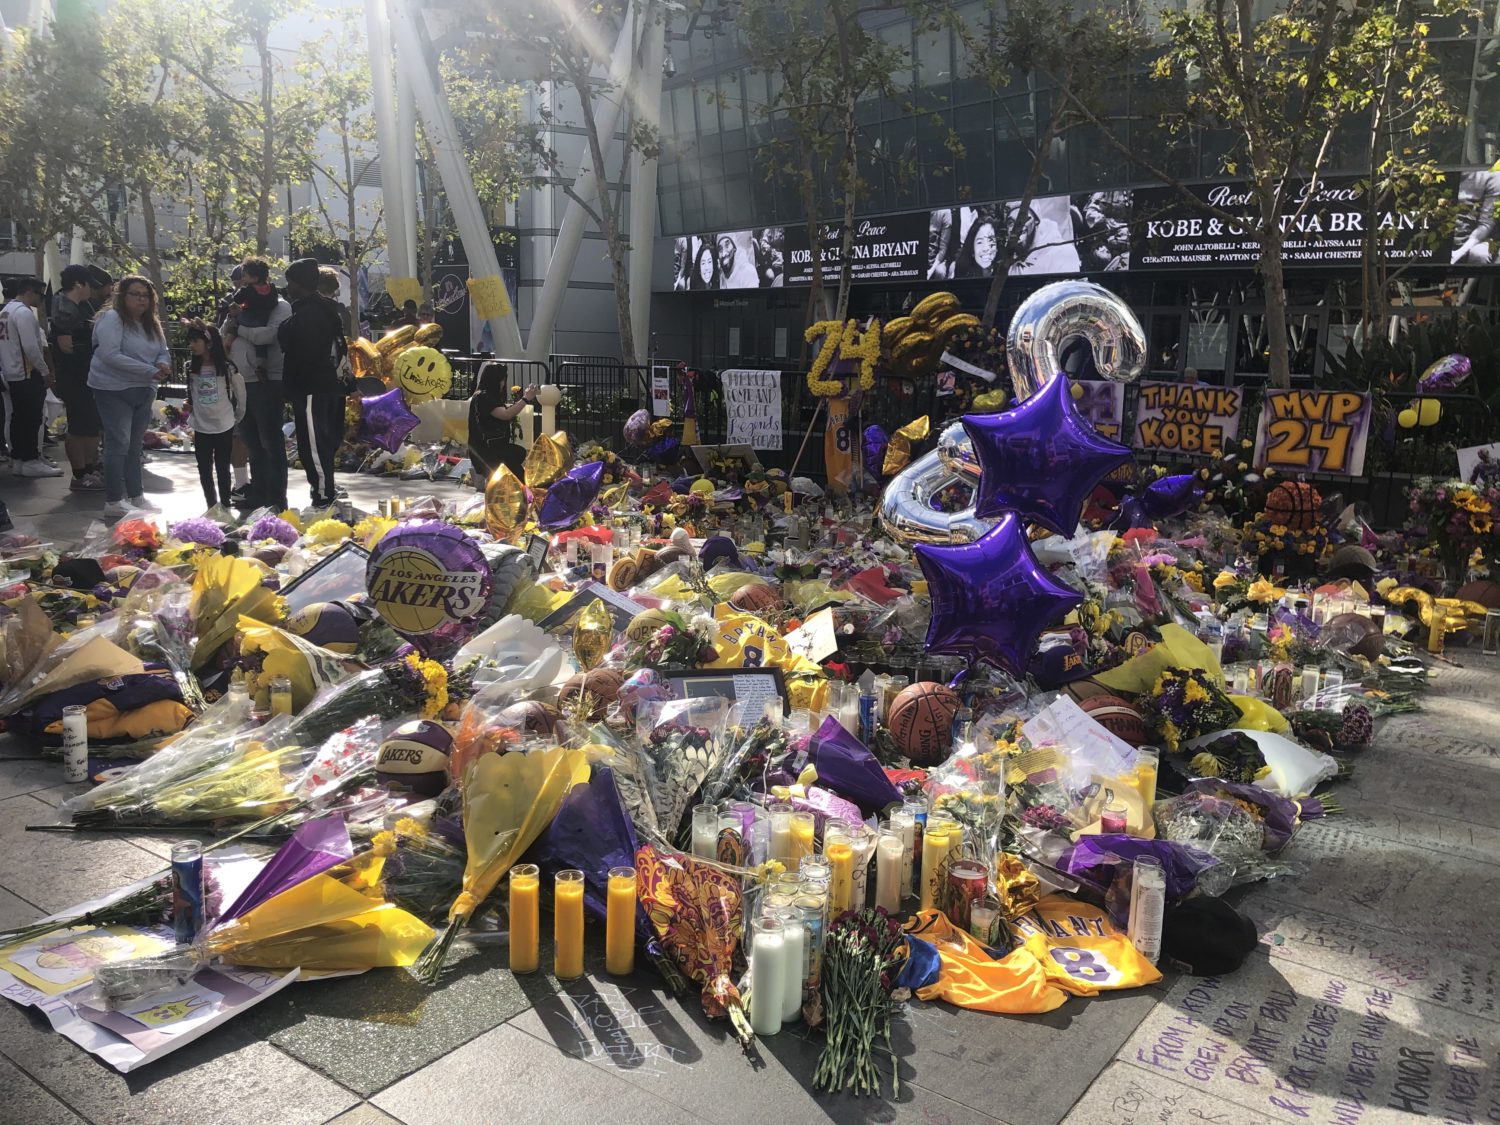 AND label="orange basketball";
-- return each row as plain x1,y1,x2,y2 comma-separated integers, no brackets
729,581,782,614
1080,693,1148,747
1262,480,1322,532
558,668,625,720
887,682,960,766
